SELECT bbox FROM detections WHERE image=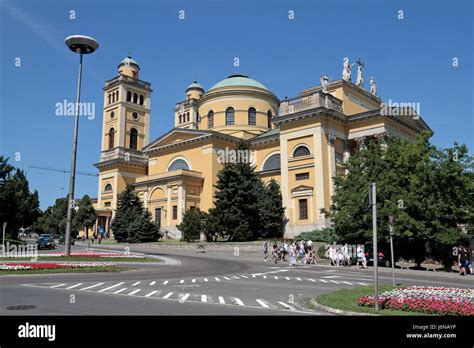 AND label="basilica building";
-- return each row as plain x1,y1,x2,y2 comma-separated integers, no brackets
92,56,431,239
